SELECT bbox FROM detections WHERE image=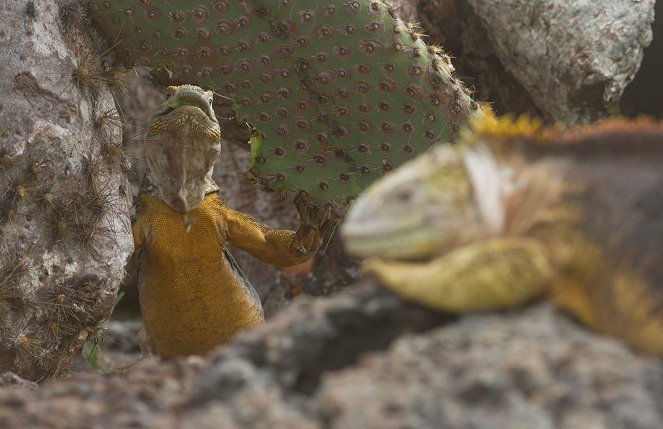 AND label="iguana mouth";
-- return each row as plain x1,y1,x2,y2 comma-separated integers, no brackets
156,94,215,122
342,222,441,261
